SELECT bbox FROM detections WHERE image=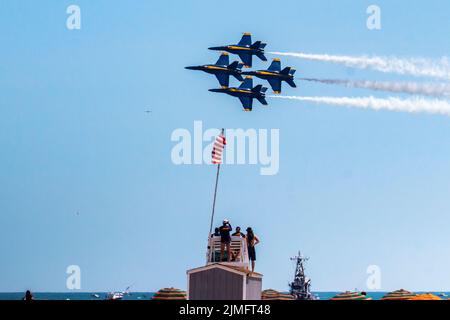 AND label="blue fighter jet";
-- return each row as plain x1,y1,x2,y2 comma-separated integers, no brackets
208,33,267,68
242,58,296,93
209,76,268,111
185,53,244,88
